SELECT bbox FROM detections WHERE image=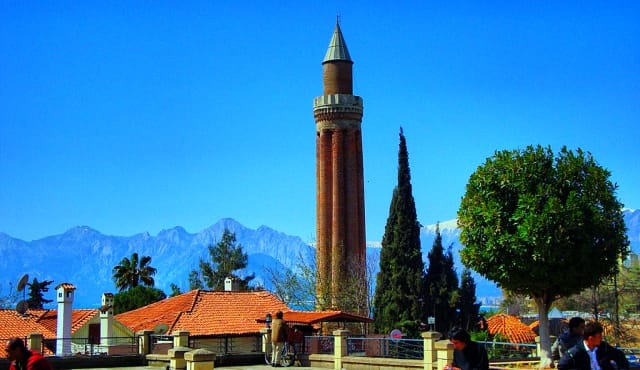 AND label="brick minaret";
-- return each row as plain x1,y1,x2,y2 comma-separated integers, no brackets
313,22,366,311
